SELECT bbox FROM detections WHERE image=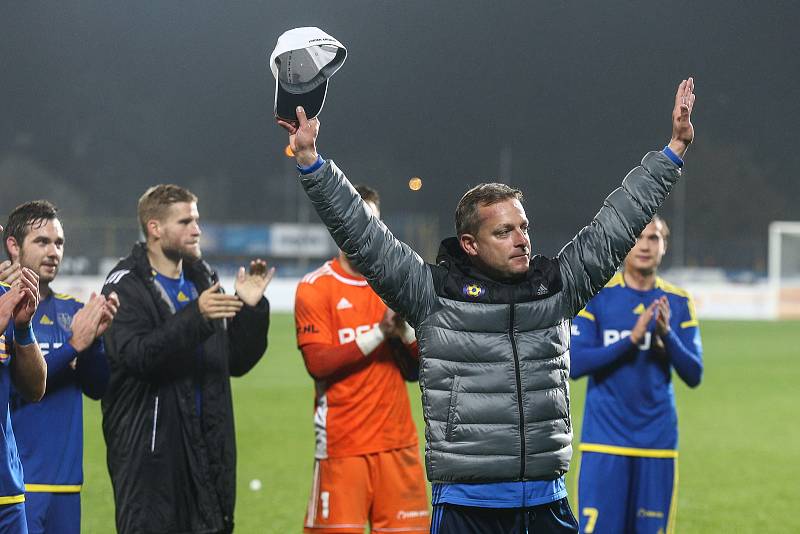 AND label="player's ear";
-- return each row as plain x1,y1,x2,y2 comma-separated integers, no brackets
459,233,479,257
5,236,20,262
146,219,161,240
